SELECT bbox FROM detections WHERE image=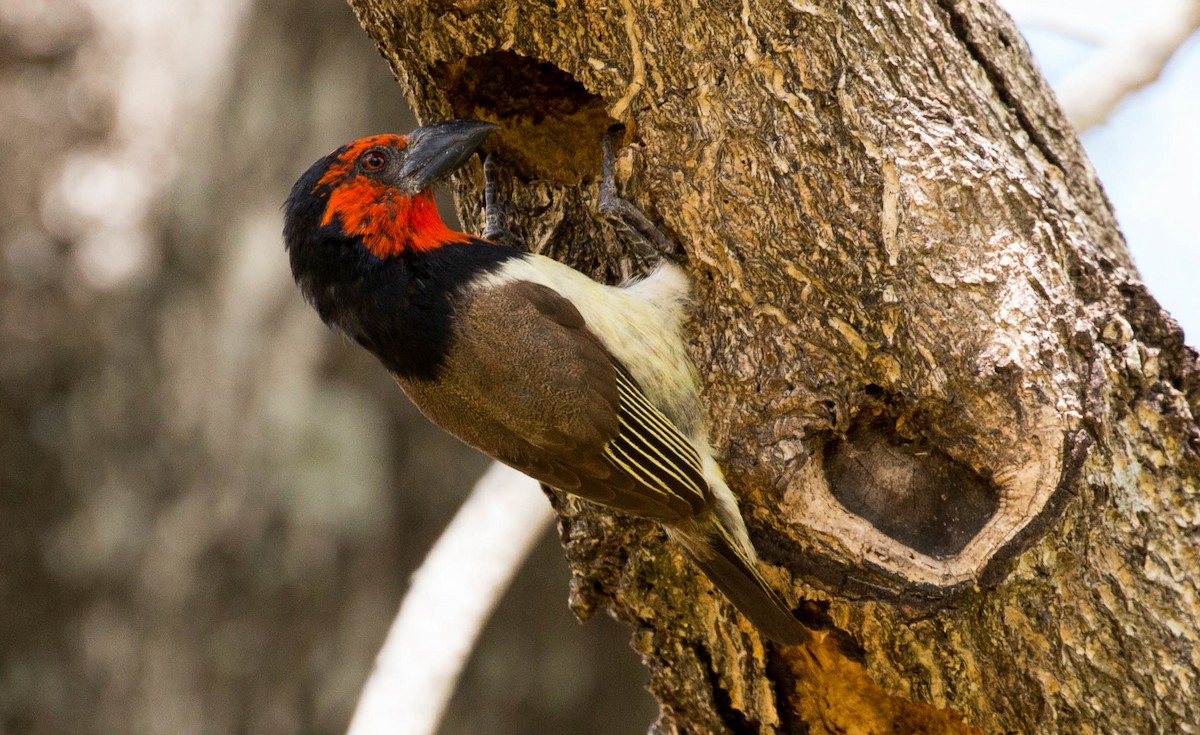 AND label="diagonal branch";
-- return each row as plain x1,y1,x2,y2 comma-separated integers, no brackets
1047,1,1200,131
345,461,552,735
